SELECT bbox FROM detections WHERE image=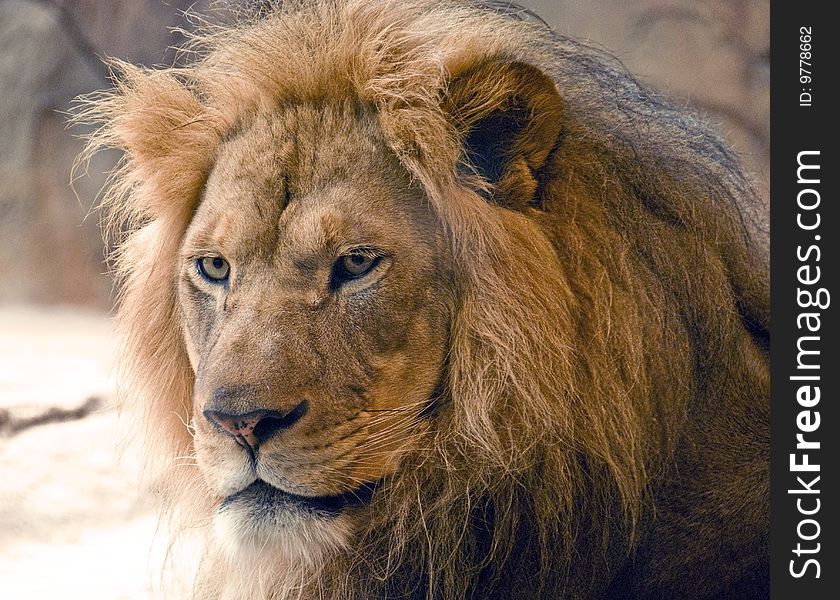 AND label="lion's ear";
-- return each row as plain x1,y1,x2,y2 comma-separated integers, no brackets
445,60,564,210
